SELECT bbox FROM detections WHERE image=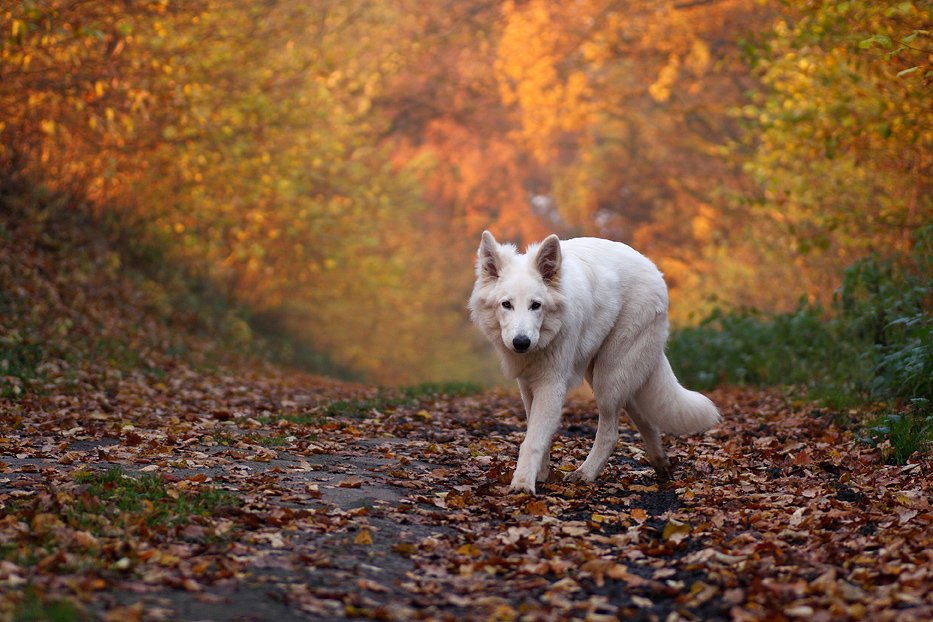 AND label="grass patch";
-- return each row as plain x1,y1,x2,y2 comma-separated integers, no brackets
323,399,393,420
12,587,89,622
0,469,241,577
212,430,292,447
70,468,238,533
280,381,485,426
243,433,291,447
0,340,45,398
400,381,484,400
858,399,933,464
